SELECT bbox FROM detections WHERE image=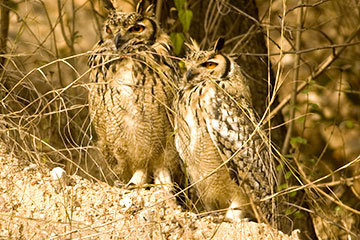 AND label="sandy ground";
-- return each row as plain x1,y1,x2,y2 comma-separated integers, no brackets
0,144,299,240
